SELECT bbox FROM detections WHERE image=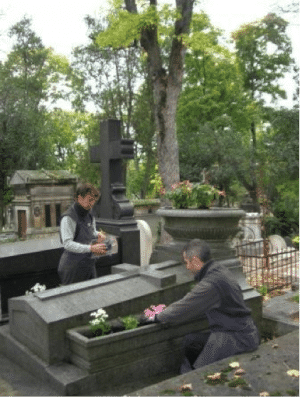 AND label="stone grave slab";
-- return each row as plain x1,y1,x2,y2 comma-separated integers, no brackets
0,257,262,395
